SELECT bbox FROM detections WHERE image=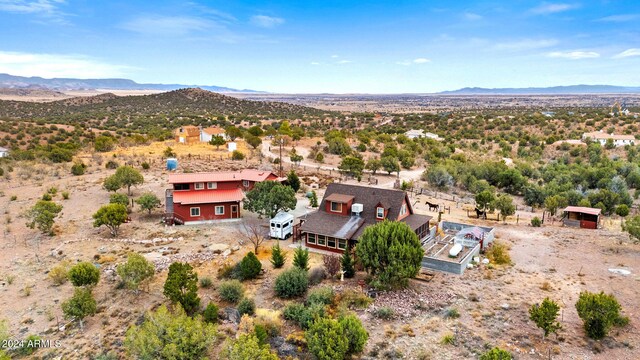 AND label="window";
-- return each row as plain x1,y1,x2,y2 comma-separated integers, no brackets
207,182,217,189
330,202,342,212
190,207,200,217
327,237,336,248
376,207,384,219
215,206,224,215
400,204,407,216
307,233,316,244
242,180,250,187
174,183,189,190
194,182,204,190
317,235,326,246
338,238,347,250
